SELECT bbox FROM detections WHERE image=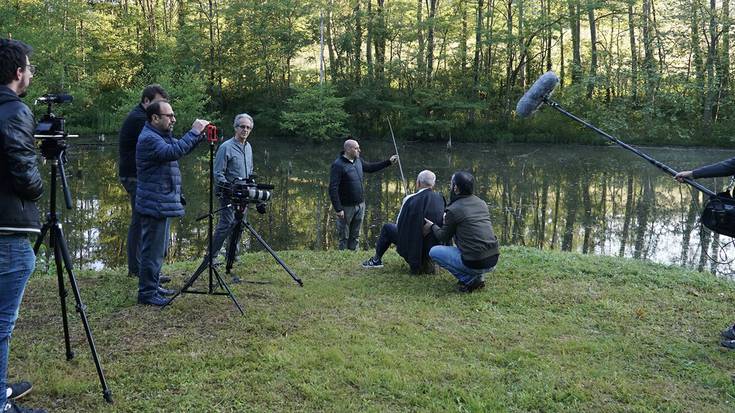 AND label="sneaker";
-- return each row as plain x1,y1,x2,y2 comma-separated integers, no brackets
137,294,169,307
721,324,735,340
7,381,32,401
159,275,172,284
231,276,242,284
3,400,47,413
456,276,485,293
362,256,383,268
157,286,176,296
721,339,735,349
